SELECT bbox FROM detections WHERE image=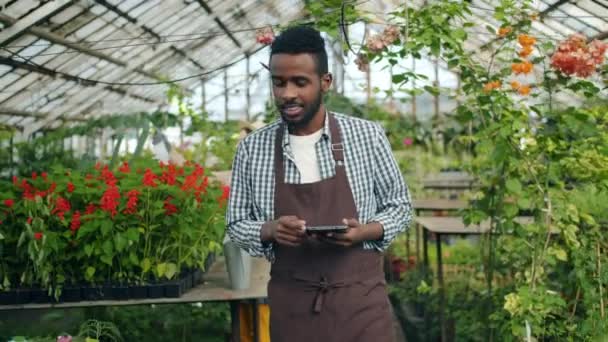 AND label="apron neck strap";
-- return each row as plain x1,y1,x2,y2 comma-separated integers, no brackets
274,112,344,182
